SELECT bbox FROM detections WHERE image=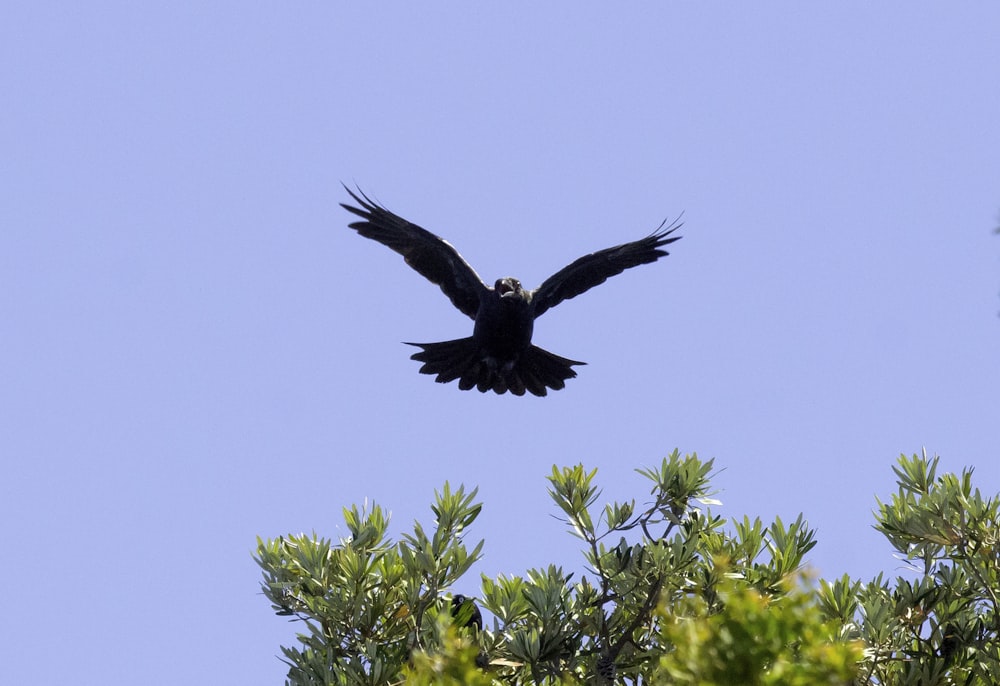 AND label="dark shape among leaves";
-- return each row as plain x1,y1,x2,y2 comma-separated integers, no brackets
341,185,682,396
450,594,489,669
450,594,483,631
